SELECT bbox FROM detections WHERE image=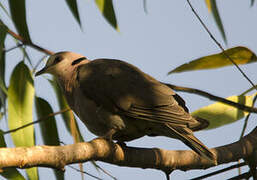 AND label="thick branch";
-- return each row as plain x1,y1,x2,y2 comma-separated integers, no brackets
0,126,257,172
